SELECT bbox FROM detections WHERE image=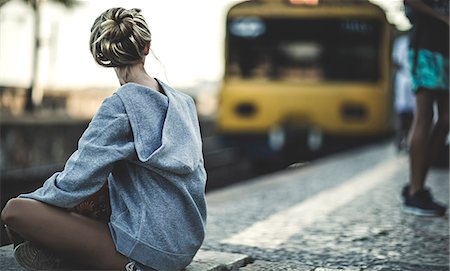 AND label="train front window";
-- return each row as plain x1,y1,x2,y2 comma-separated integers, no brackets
226,17,382,82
